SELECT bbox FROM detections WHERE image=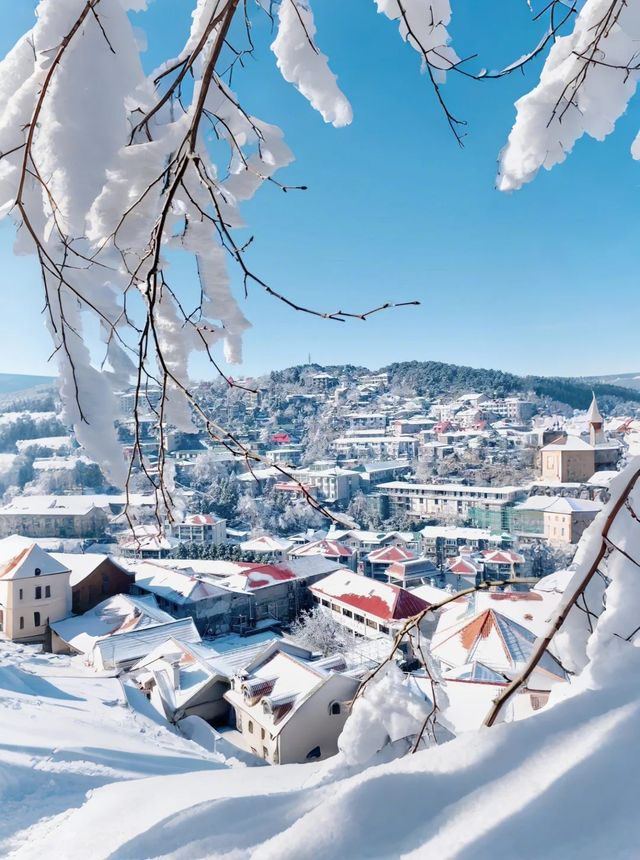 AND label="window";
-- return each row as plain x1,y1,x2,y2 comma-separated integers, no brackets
305,746,321,760
248,720,254,734
34,612,41,627
379,625,390,635
263,746,269,760
101,573,110,594
35,586,42,600
19,616,24,630
34,568,41,576
330,702,341,716
45,585,51,598
19,588,23,600
261,728,266,740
